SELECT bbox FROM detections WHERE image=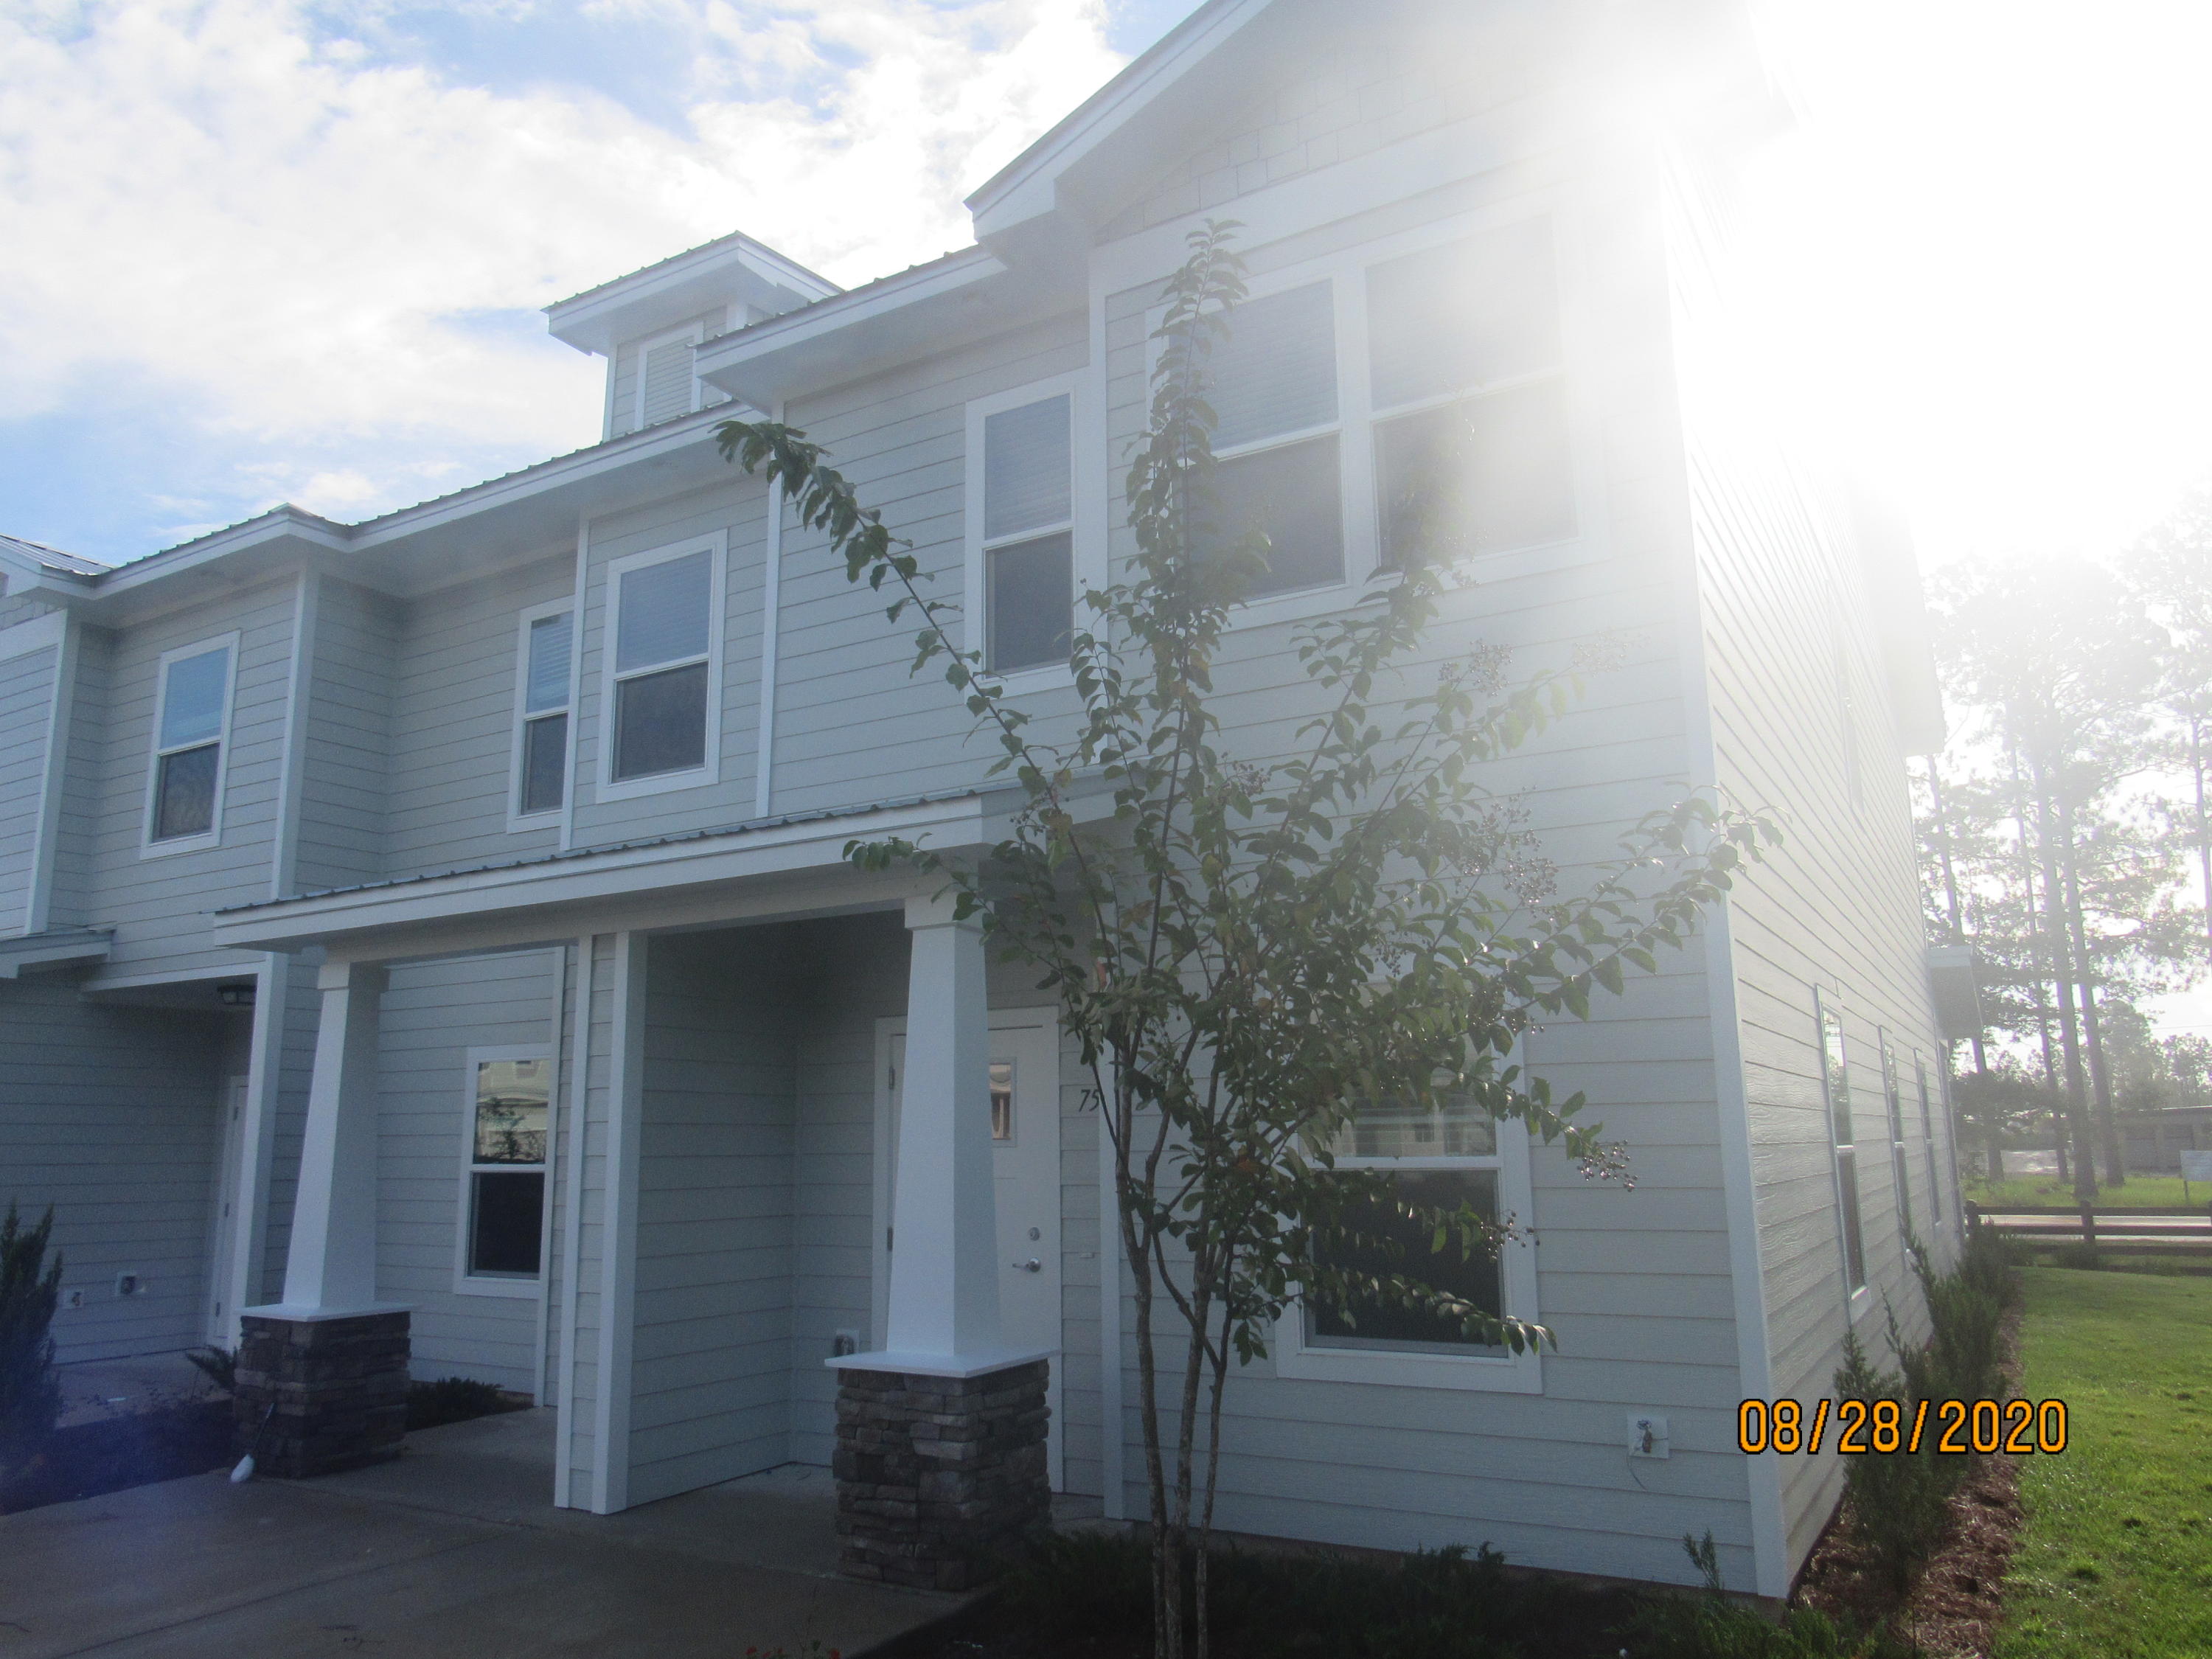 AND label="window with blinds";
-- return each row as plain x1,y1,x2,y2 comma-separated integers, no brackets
513,605,573,818
1203,279,1344,597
